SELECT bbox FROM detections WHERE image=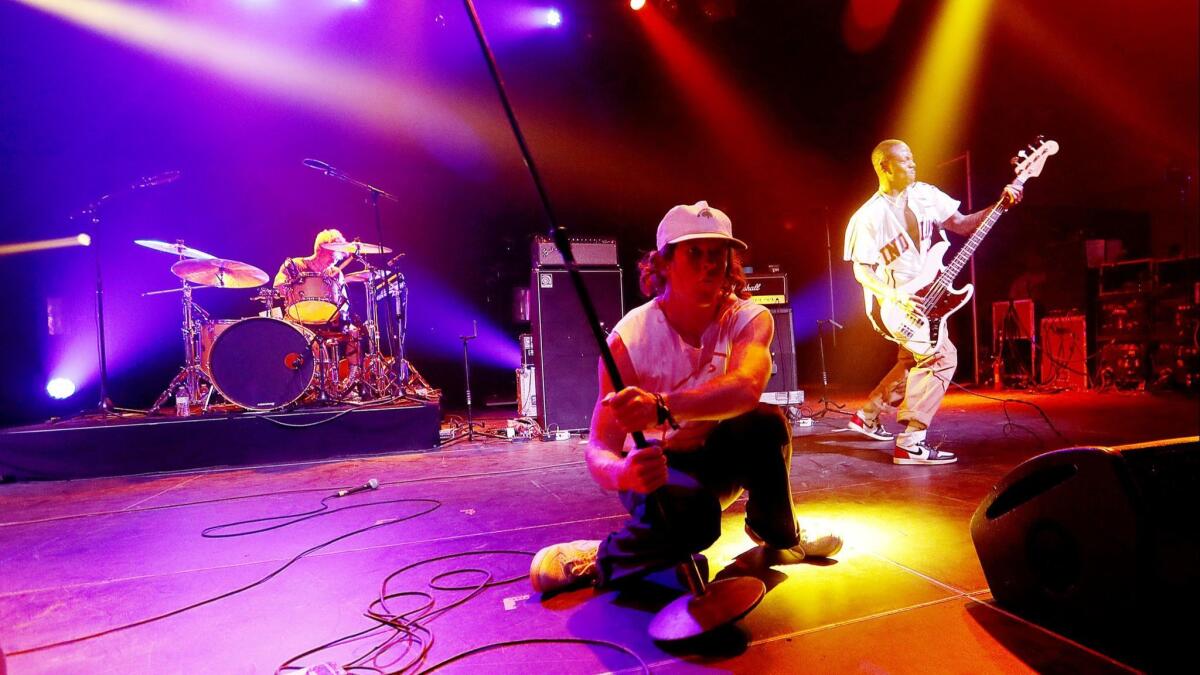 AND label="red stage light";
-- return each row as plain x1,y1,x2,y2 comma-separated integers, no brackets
630,0,646,11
